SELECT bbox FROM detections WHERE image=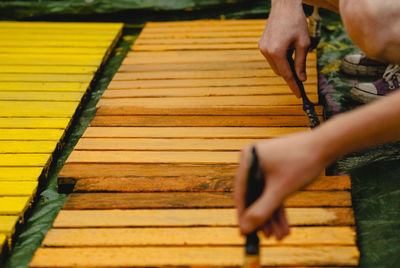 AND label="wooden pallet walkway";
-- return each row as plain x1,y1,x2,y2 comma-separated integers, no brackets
0,21,123,260
30,19,359,267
